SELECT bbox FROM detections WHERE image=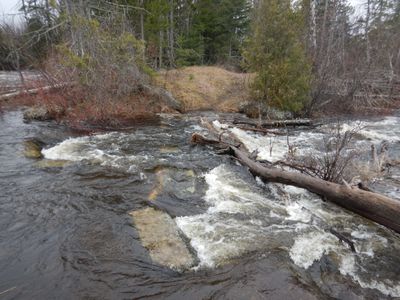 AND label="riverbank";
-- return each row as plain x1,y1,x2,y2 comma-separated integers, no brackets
0,84,181,129
1,66,399,129
1,66,250,128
